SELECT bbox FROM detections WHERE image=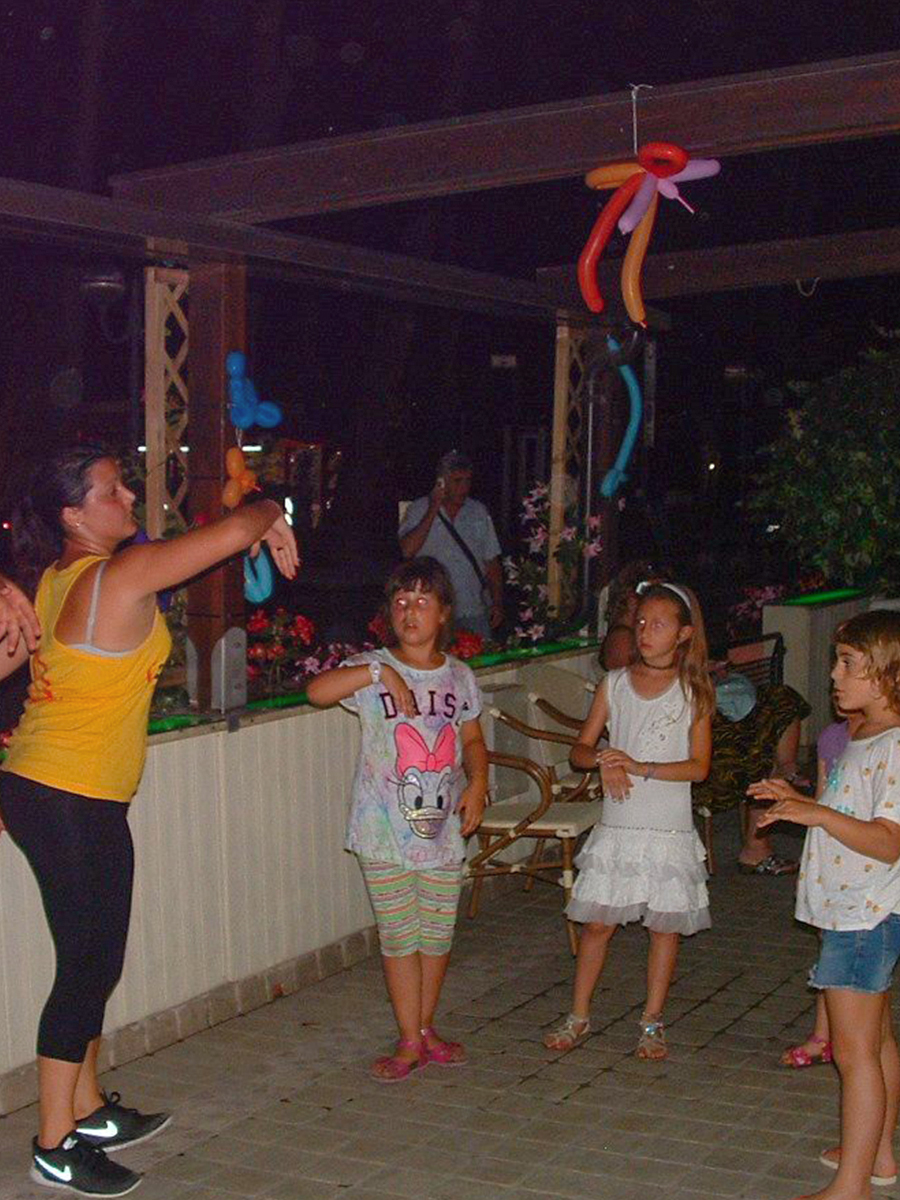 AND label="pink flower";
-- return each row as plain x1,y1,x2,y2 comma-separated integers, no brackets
537,585,548,601
520,607,533,621
301,655,322,675
527,623,545,641
559,526,576,542
583,540,601,559
587,515,601,531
